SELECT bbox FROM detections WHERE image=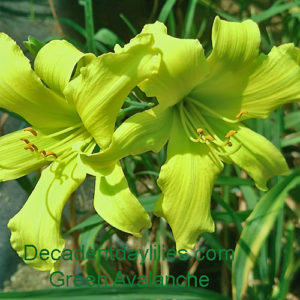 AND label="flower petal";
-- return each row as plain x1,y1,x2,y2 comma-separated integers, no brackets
208,117,289,191
0,125,90,182
0,33,80,129
34,40,95,95
7,156,86,272
79,105,173,176
94,162,151,237
154,111,223,251
138,21,208,108
190,18,300,120
0,129,47,181
64,33,161,149
209,16,260,68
